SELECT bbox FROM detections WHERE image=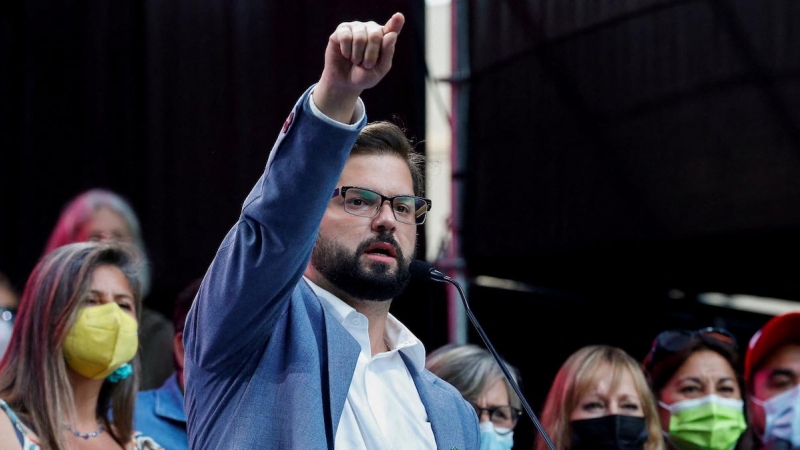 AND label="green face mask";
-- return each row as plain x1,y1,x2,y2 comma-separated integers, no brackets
660,394,746,450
